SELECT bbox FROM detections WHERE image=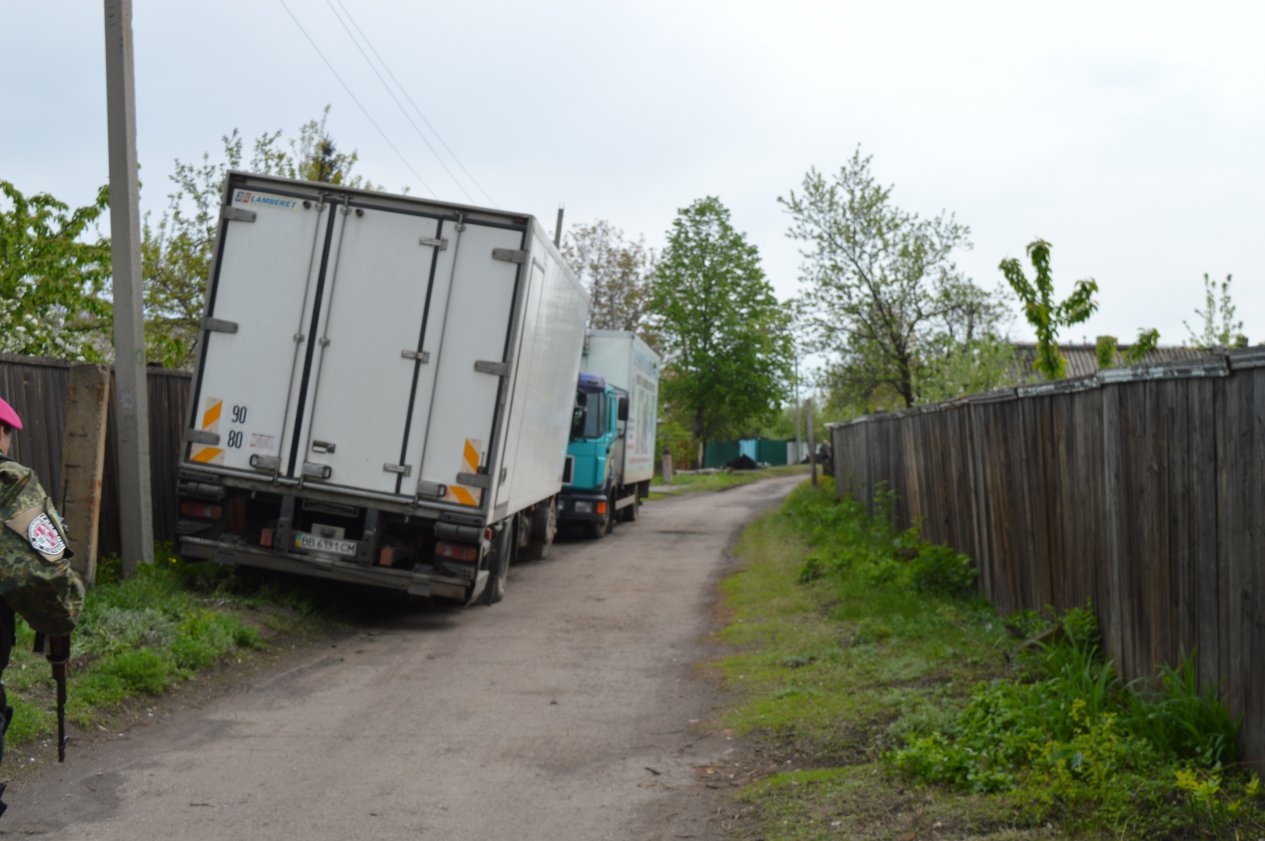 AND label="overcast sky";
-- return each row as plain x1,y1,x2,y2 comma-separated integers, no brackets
5,1,1263,353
